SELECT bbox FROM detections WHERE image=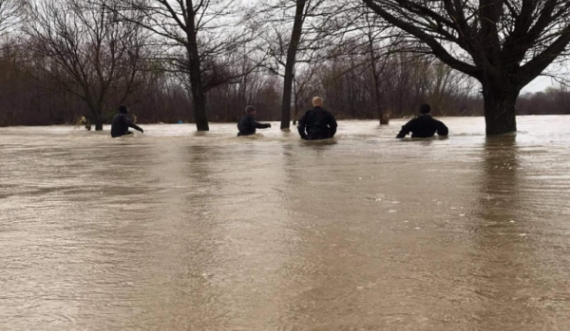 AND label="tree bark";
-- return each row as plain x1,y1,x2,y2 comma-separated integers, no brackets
379,112,389,125
280,0,306,130
367,29,388,125
281,63,294,129
374,79,388,125
93,113,103,131
482,81,519,135
189,65,209,131
187,6,209,132
360,0,570,136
